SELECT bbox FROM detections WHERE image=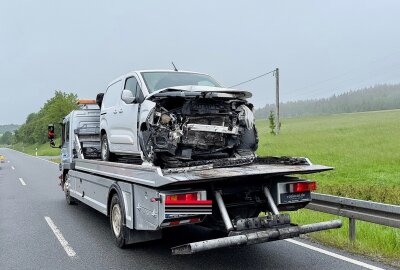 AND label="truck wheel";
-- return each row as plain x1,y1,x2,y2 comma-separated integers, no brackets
64,175,77,205
110,194,127,248
101,134,114,161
